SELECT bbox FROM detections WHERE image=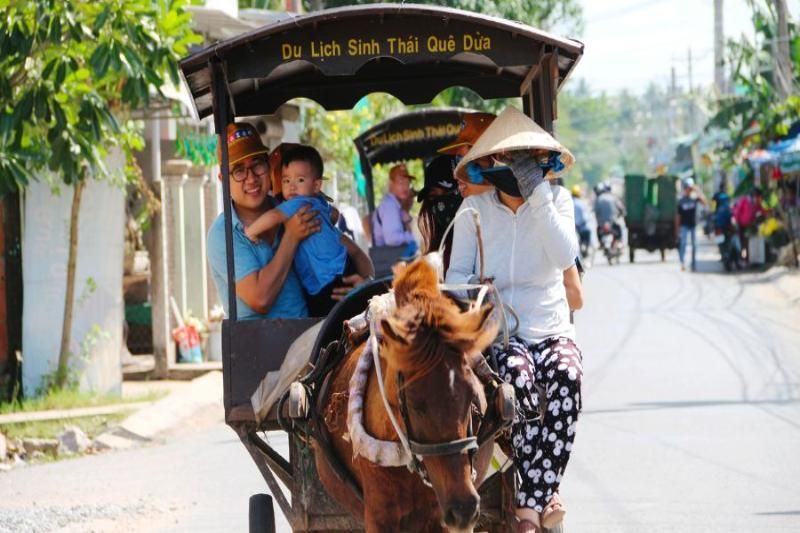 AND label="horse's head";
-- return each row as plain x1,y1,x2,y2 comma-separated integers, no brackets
380,260,498,530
